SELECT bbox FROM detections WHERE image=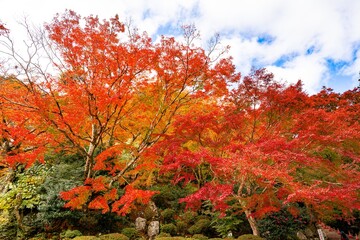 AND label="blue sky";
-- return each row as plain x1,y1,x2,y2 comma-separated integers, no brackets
1,0,360,94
